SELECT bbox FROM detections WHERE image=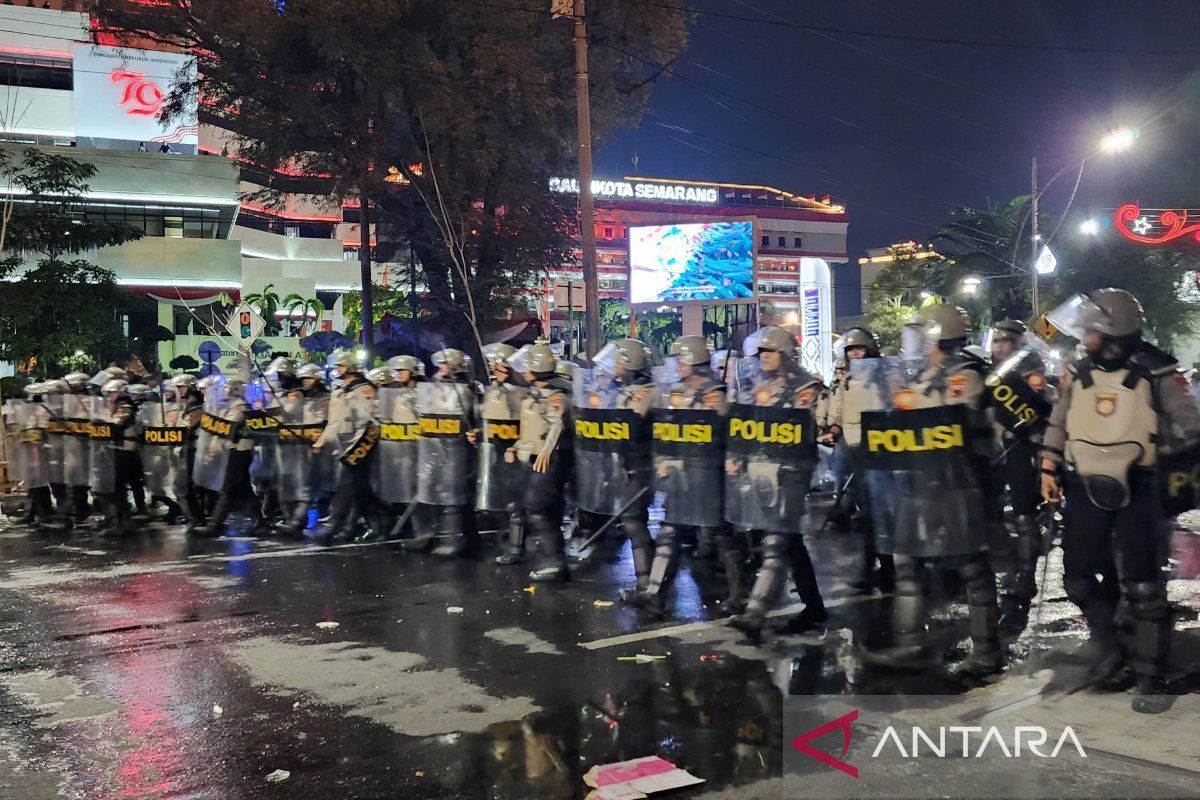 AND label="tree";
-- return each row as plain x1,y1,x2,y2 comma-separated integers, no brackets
281,293,325,339
340,283,412,341
243,283,282,335
169,354,200,371
0,146,142,372
863,245,953,347
83,0,688,358
1044,238,1200,352
931,197,1050,322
